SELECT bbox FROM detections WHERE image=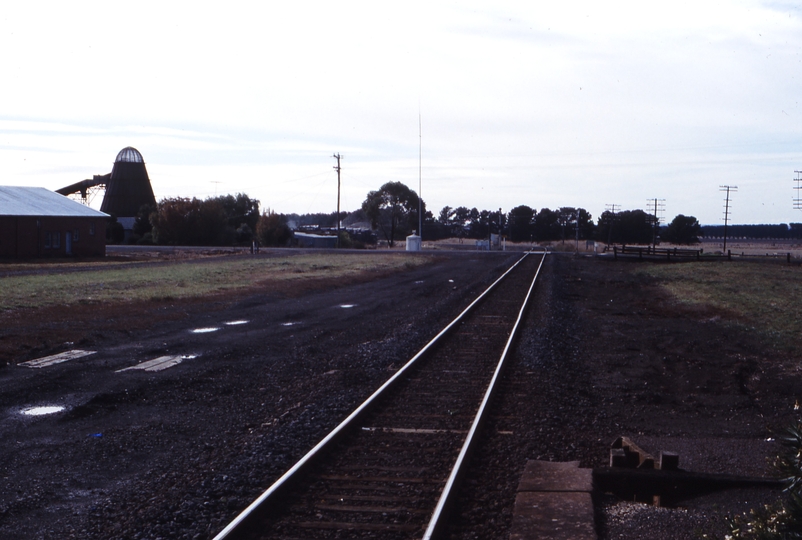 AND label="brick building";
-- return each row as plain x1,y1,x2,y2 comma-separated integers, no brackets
0,186,108,258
